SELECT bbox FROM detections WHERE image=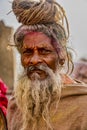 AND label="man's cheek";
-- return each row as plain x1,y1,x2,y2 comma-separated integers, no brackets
21,56,29,67
46,57,58,71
